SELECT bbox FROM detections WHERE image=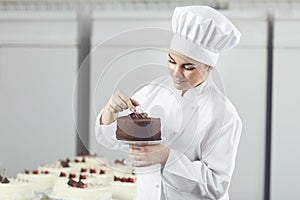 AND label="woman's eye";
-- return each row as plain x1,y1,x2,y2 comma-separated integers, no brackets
183,67,195,71
168,60,176,64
